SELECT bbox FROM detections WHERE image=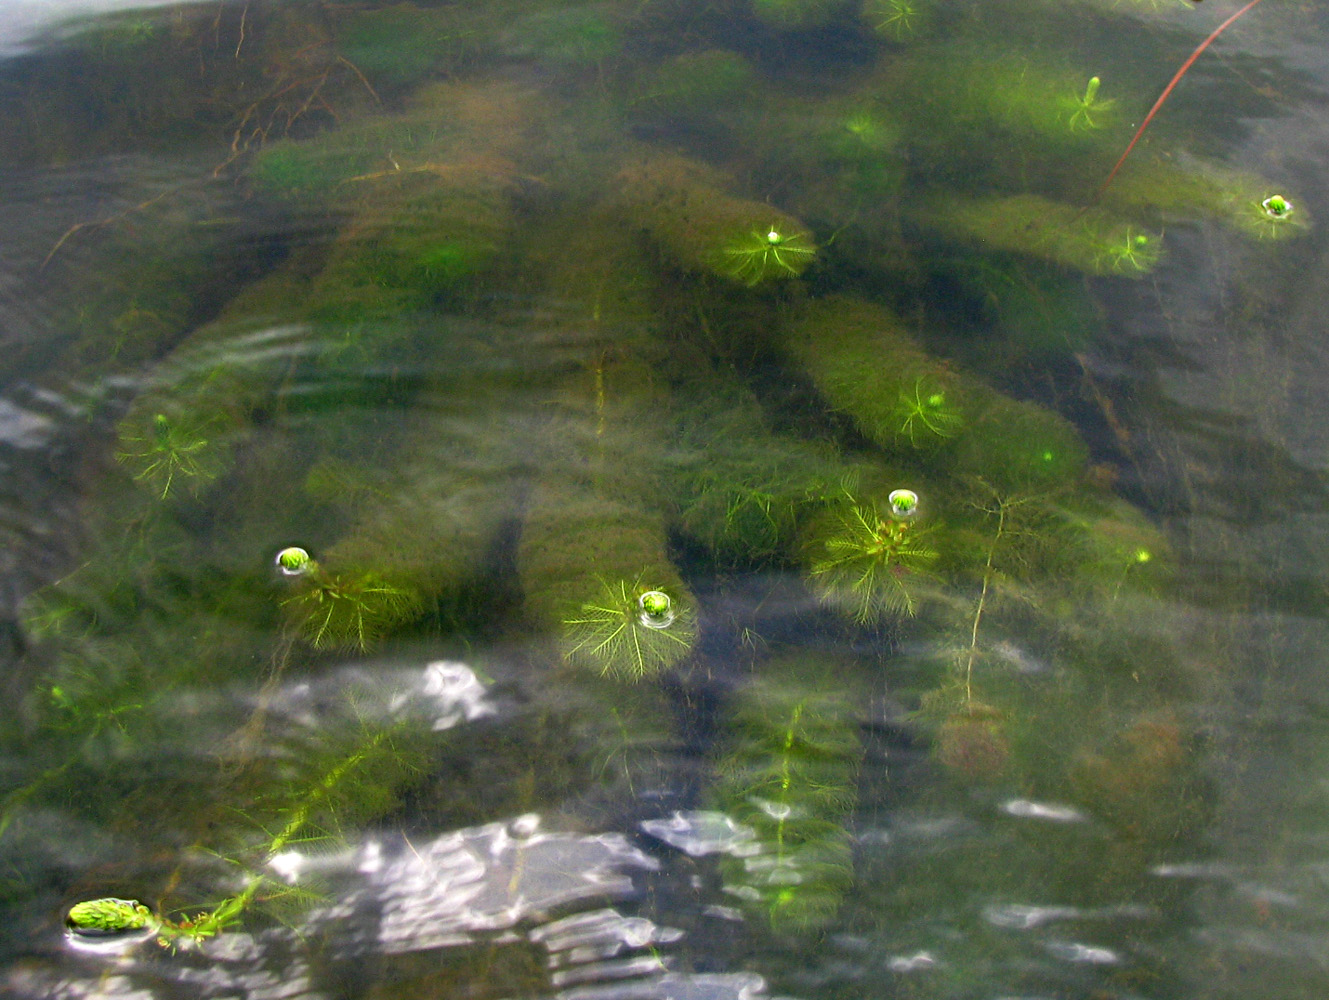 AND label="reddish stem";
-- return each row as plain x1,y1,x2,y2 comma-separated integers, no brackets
1102,0,1267,192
